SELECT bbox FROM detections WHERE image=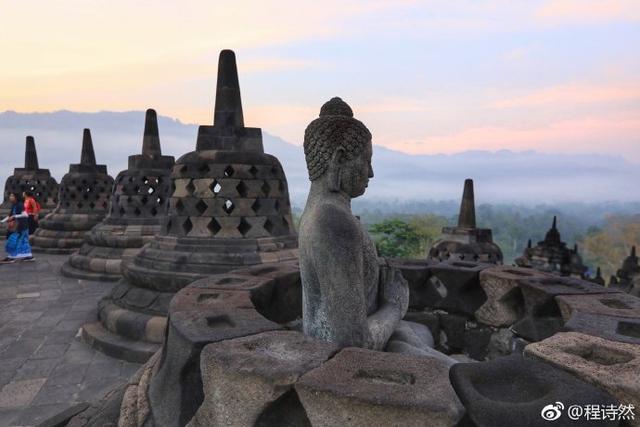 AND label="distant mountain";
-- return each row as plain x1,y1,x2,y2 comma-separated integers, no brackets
1,110,639,206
